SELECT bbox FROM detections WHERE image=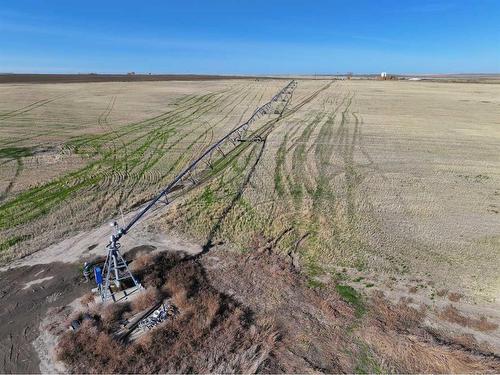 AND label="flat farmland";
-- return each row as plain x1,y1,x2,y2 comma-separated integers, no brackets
0,79,284,262
1,78,500,372
159,79,500,301
1,79,499,299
